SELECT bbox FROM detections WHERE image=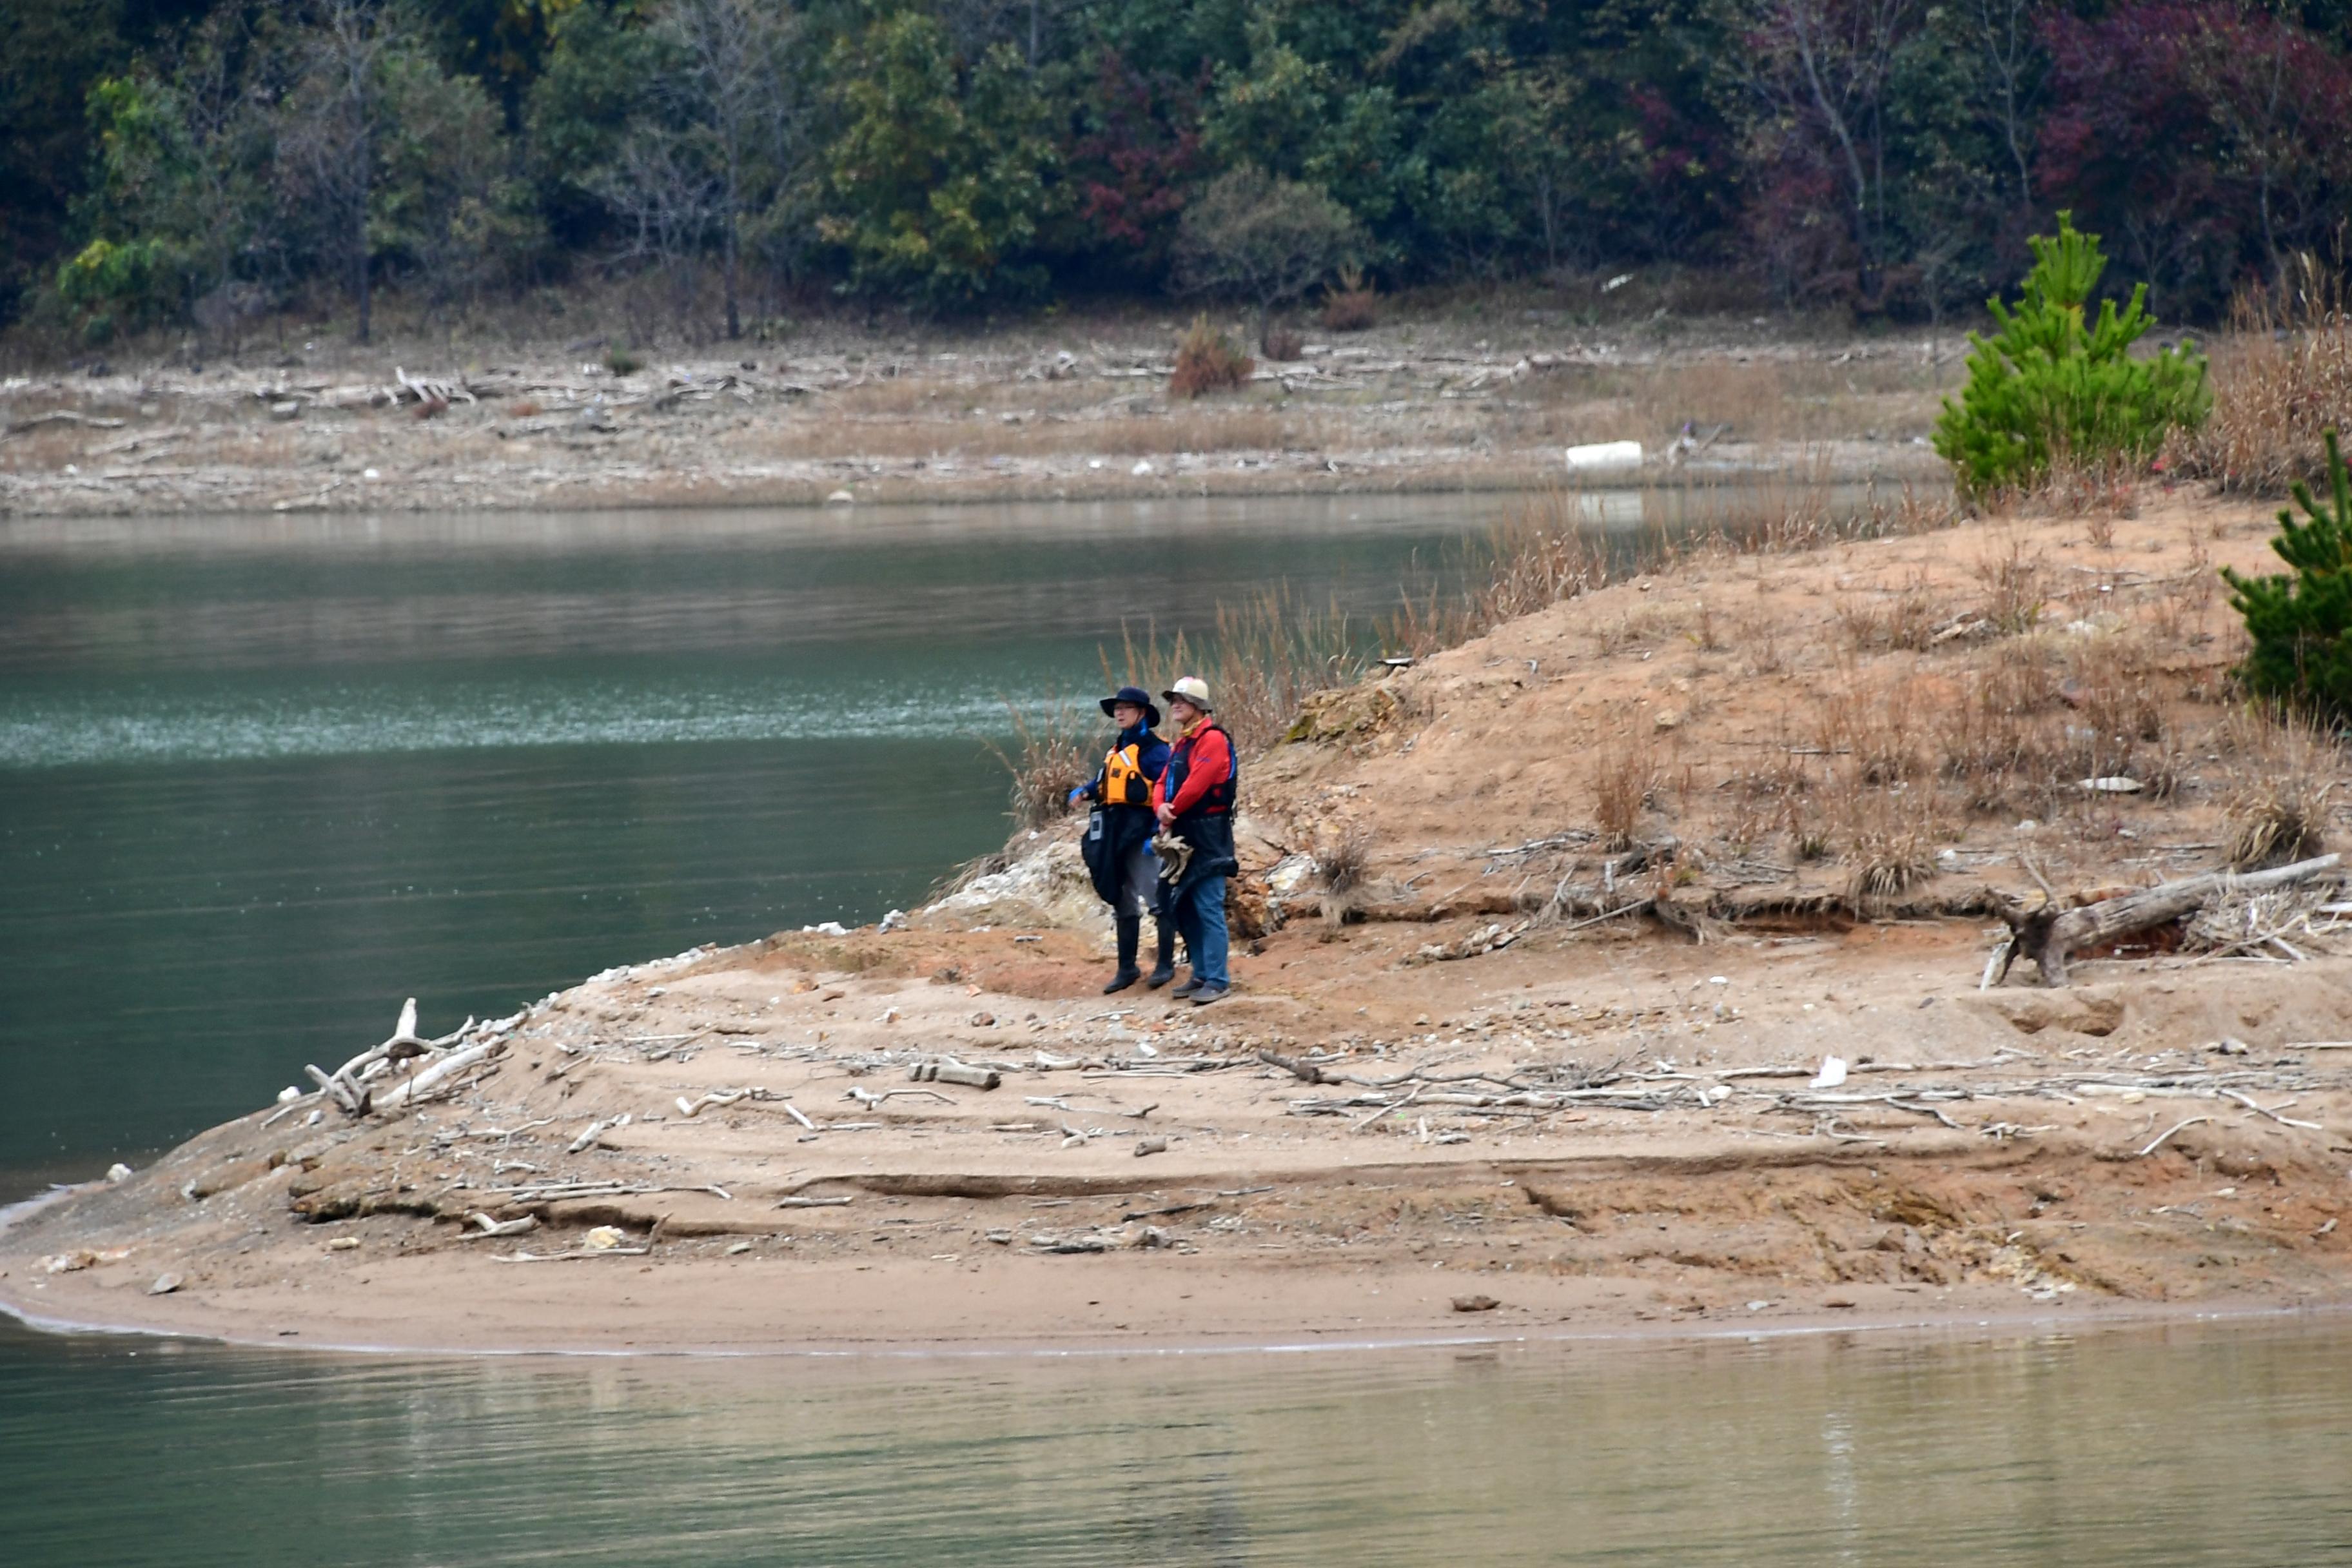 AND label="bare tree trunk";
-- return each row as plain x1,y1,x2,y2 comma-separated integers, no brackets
1974,0,2035,214
353,119,371,344
724,210,741,340
1788,0,1877,298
